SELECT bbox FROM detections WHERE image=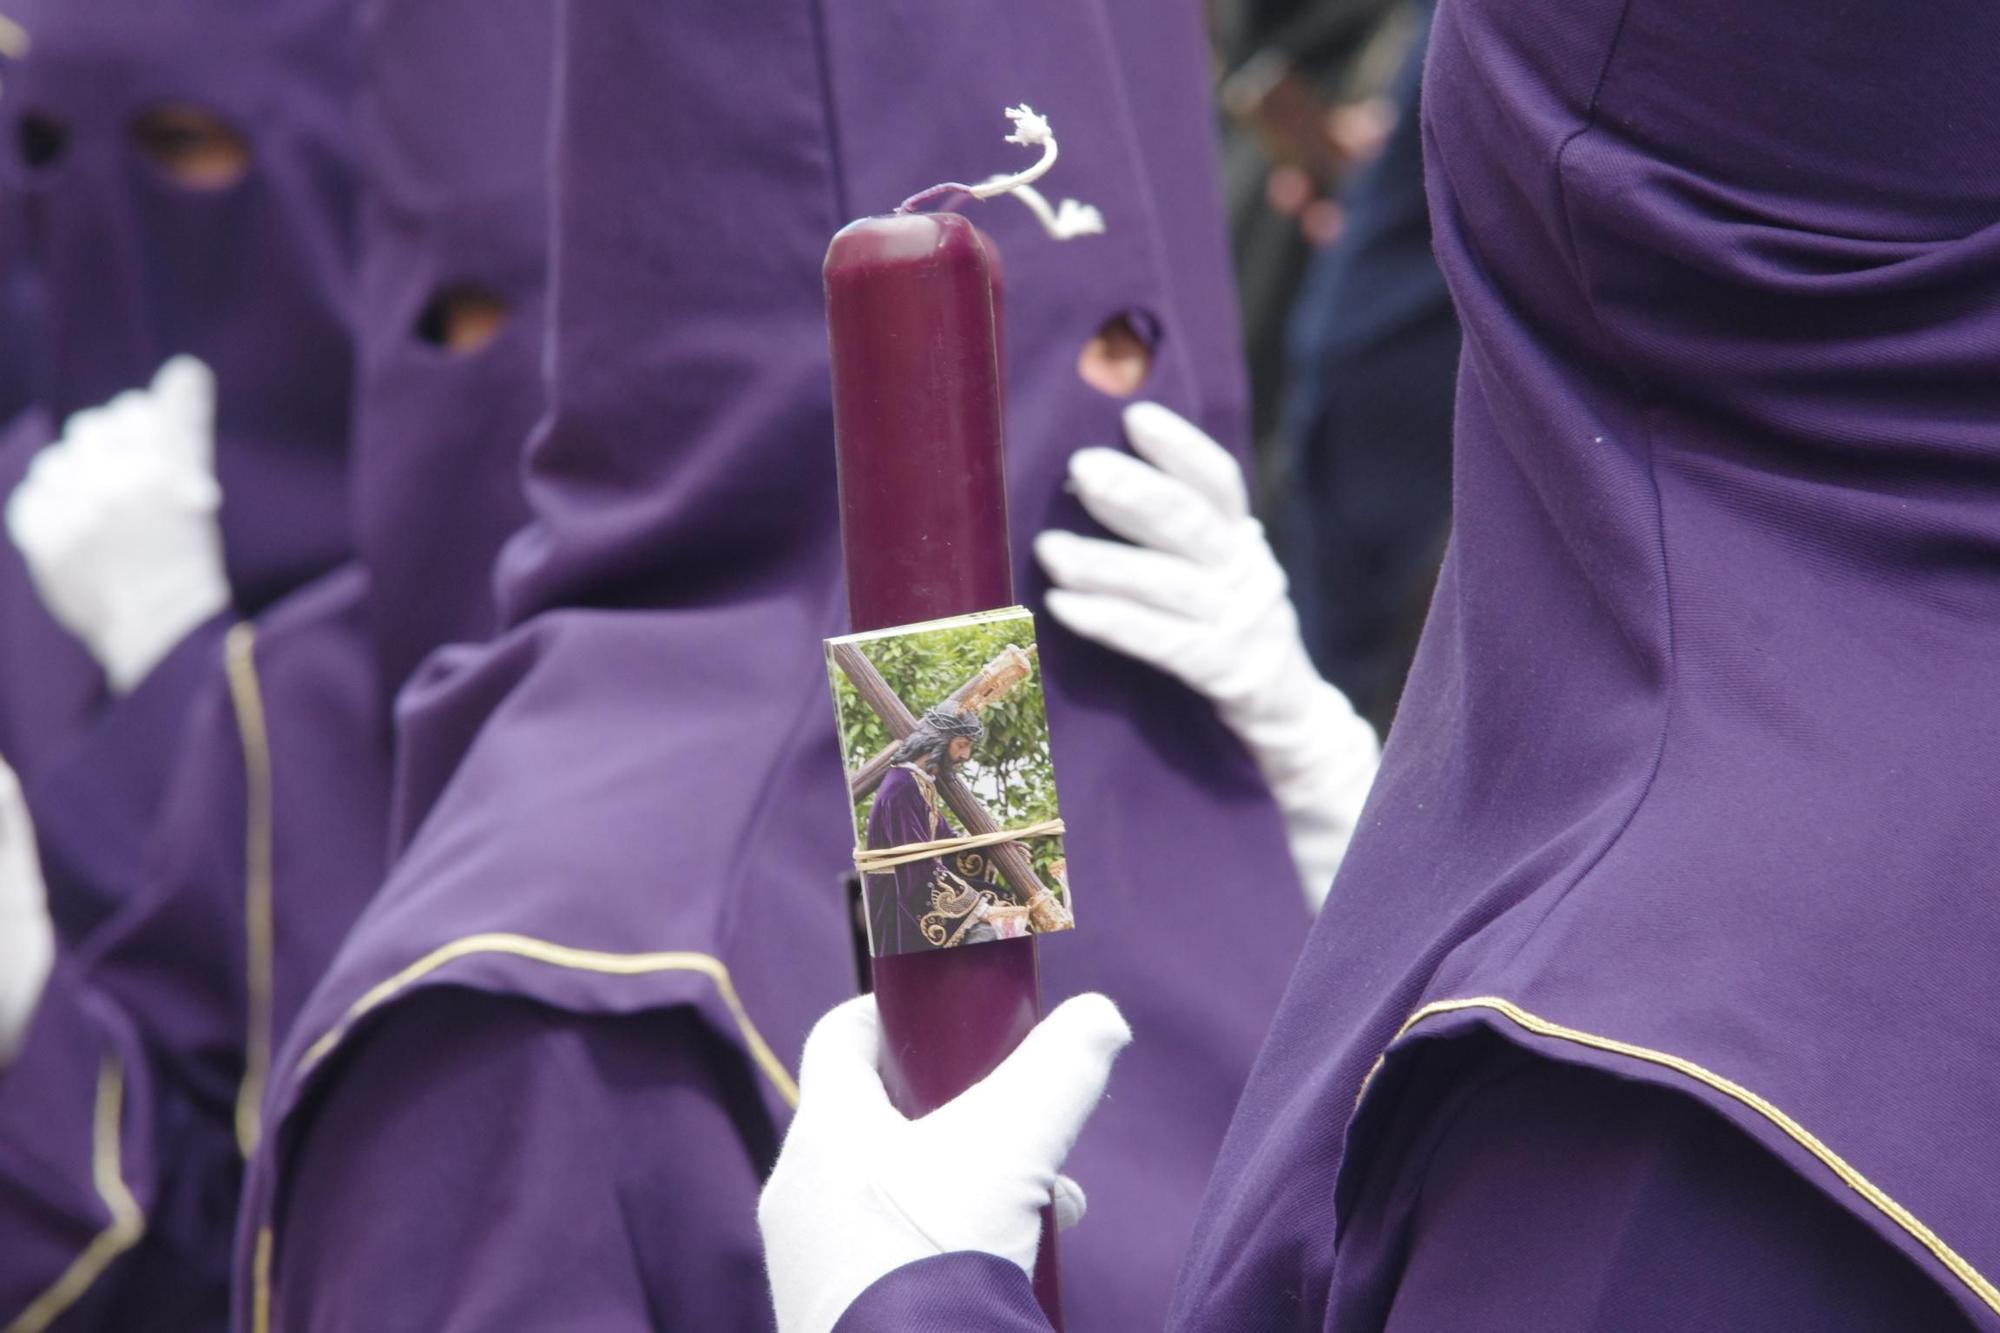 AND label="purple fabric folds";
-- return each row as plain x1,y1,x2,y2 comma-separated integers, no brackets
348,0,544,693
0,408,93,780
841,1032,1982,1332
1164,0,2000,1327
243,1,1304,1328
